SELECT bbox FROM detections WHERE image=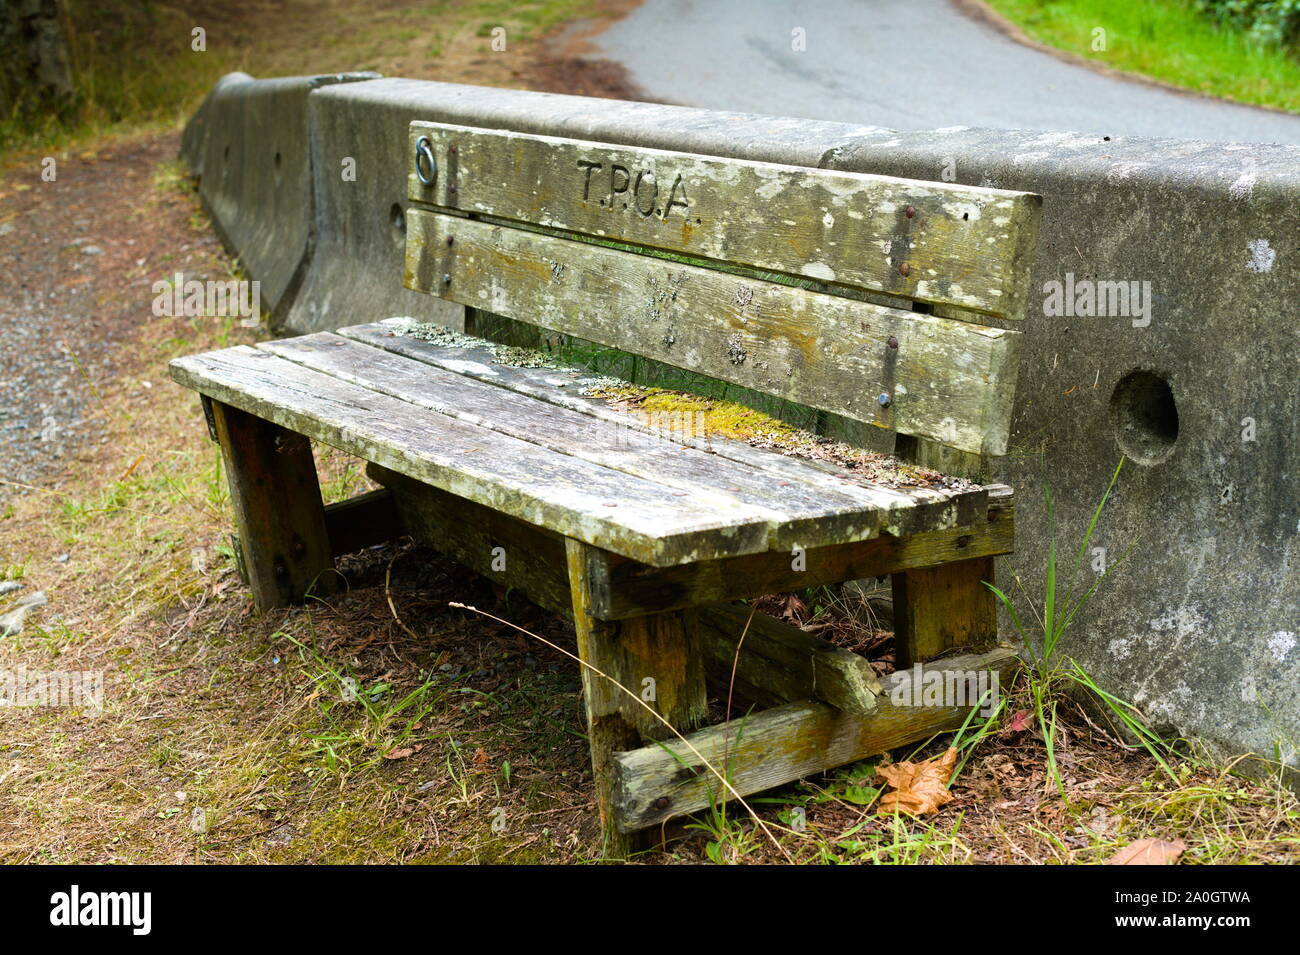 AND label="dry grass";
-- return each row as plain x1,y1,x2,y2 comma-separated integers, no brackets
6,0,623,154
1,0,1297,867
